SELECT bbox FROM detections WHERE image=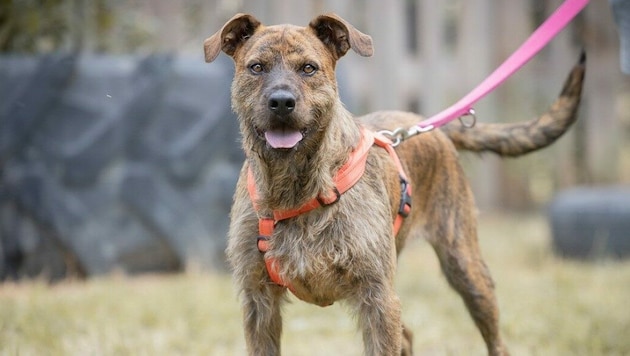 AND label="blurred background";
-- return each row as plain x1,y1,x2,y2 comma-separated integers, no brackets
1,0,628,280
